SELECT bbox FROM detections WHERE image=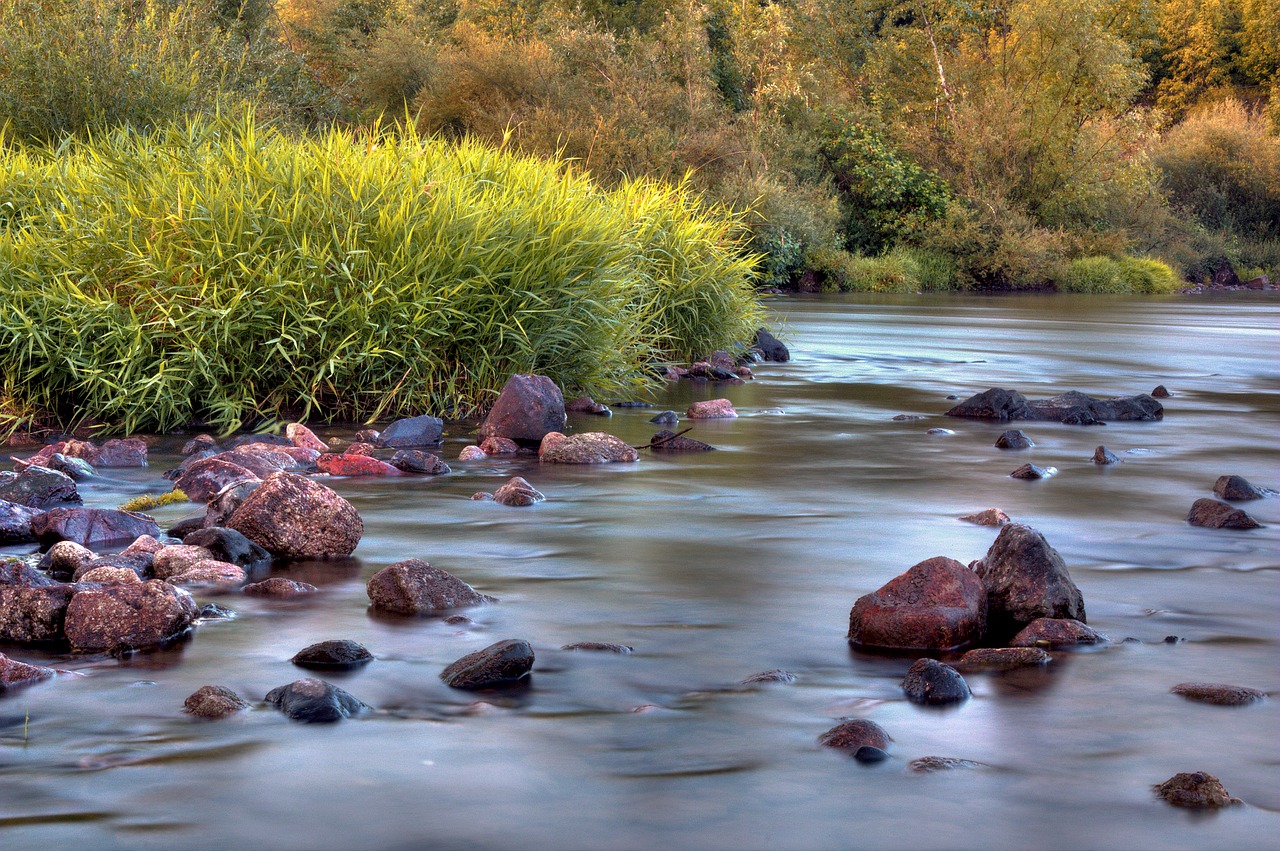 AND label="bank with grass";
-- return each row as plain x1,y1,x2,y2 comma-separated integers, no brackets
0,114,761,436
